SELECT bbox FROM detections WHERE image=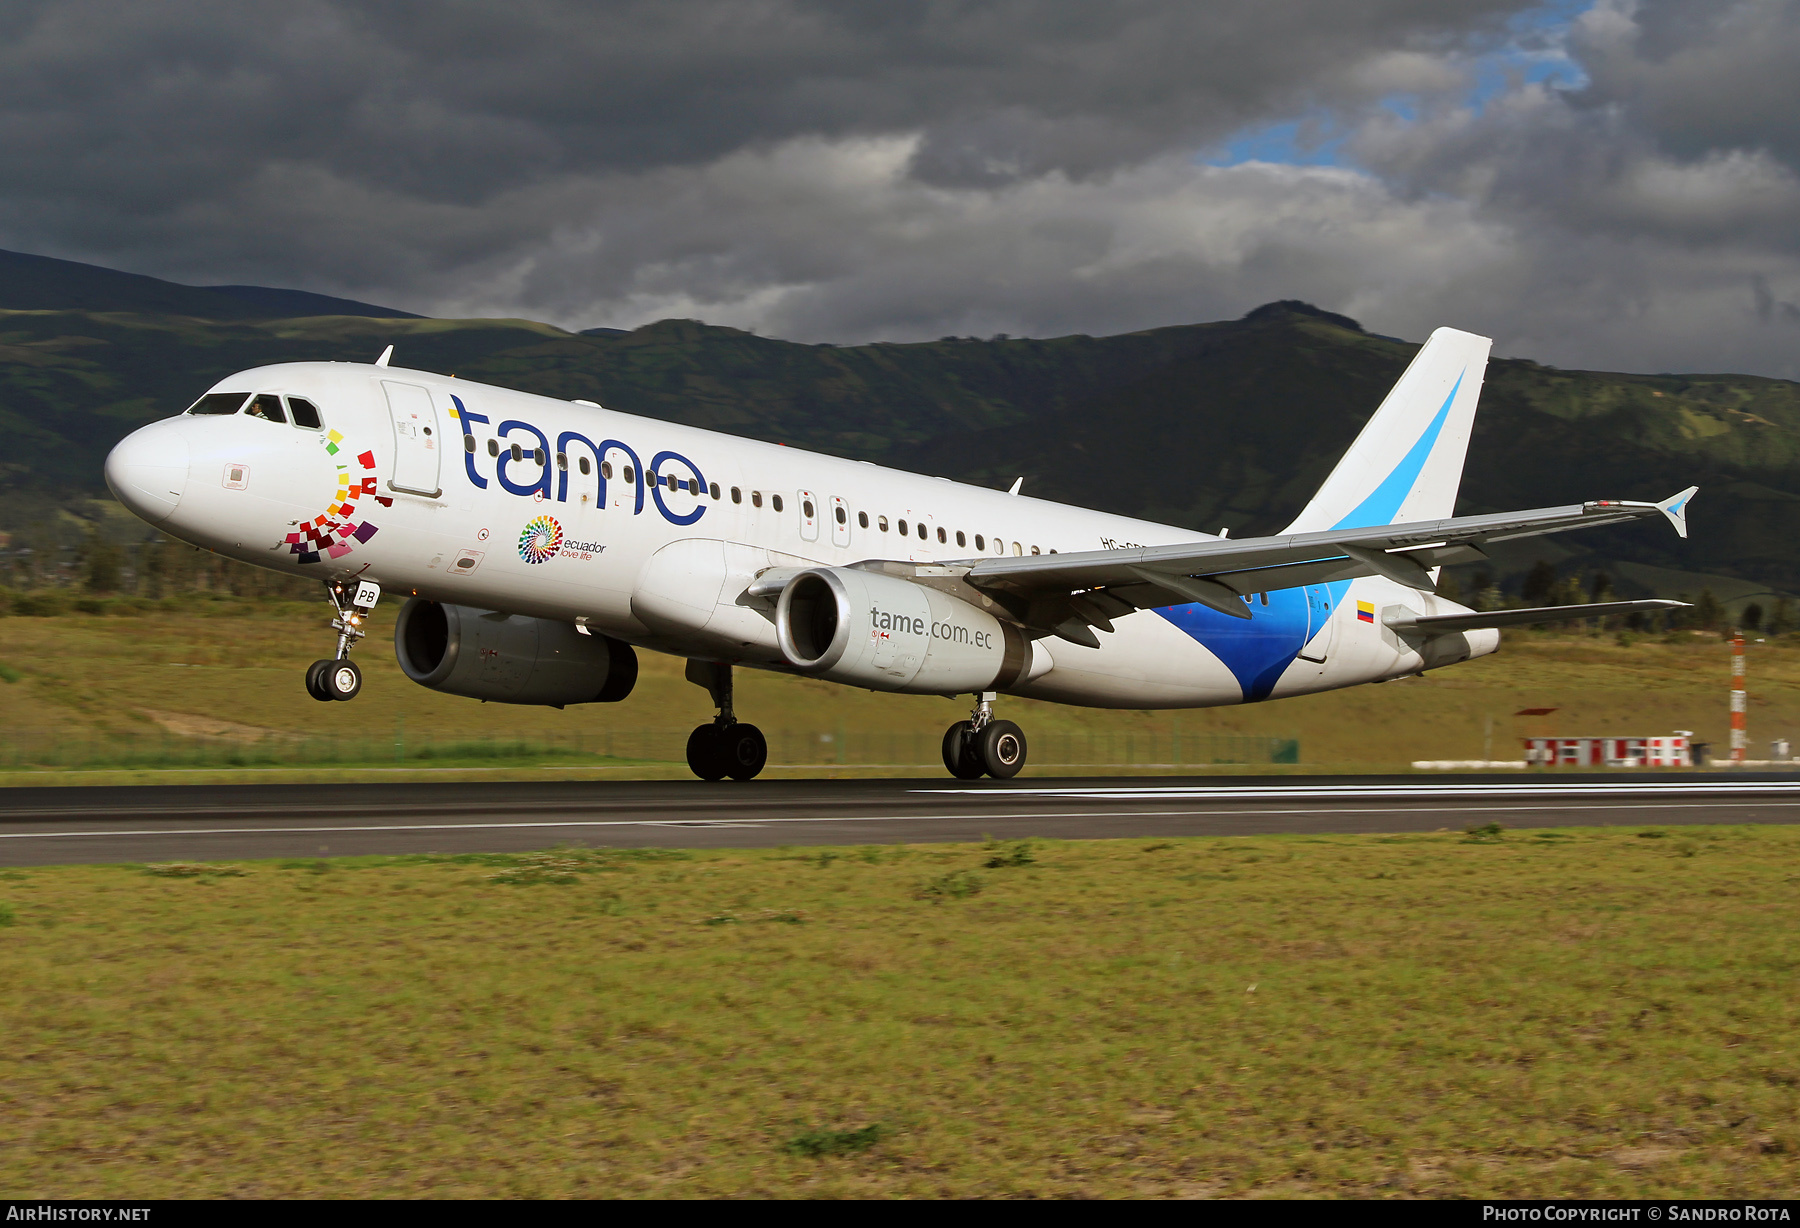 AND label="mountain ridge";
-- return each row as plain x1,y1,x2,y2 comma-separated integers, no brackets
0,247,420,320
